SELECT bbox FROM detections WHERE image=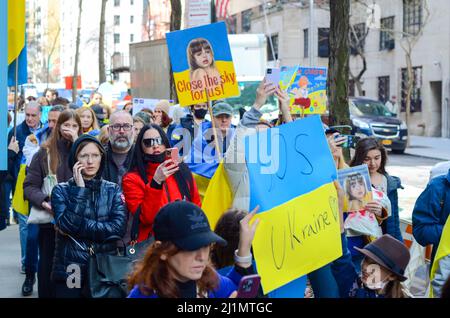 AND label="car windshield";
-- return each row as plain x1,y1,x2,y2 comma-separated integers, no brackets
350,99,394,117
225,81,277,112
